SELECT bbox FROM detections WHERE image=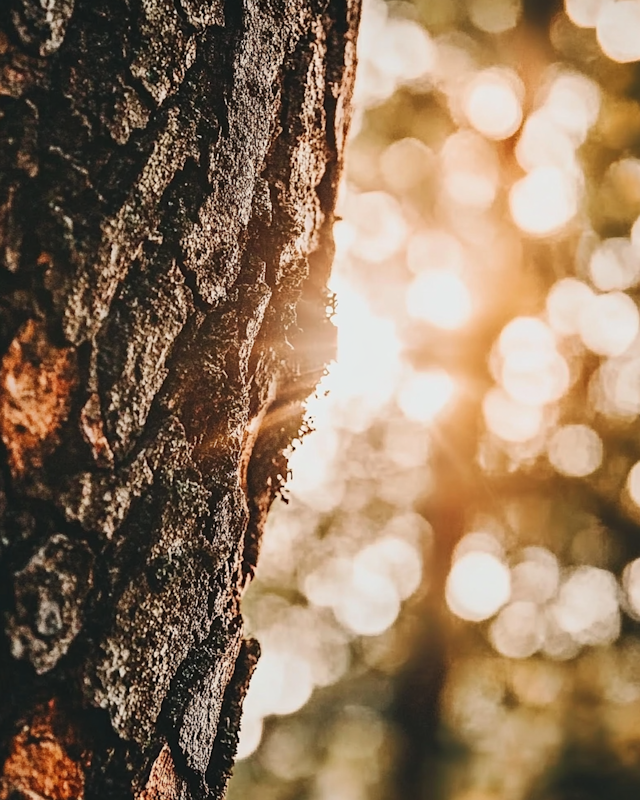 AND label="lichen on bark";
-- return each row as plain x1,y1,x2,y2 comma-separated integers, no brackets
0,0,360,798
